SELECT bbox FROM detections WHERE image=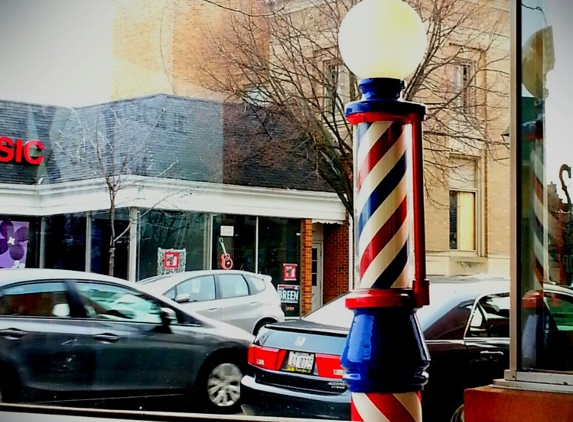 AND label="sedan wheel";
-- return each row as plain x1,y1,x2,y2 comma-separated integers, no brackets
205,362,243,412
